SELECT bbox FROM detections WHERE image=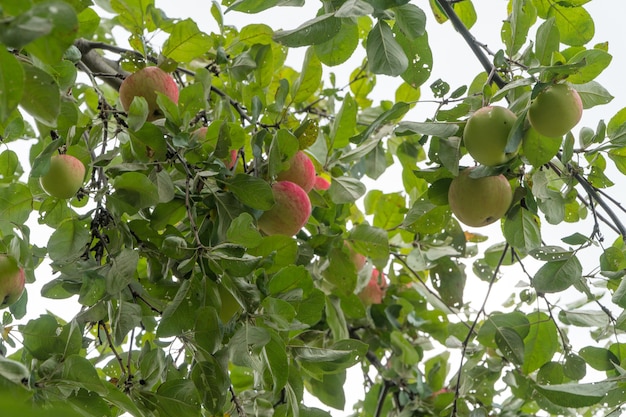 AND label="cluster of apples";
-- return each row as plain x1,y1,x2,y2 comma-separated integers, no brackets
0,255,25,309
258,151,328,236
449,83,583,227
